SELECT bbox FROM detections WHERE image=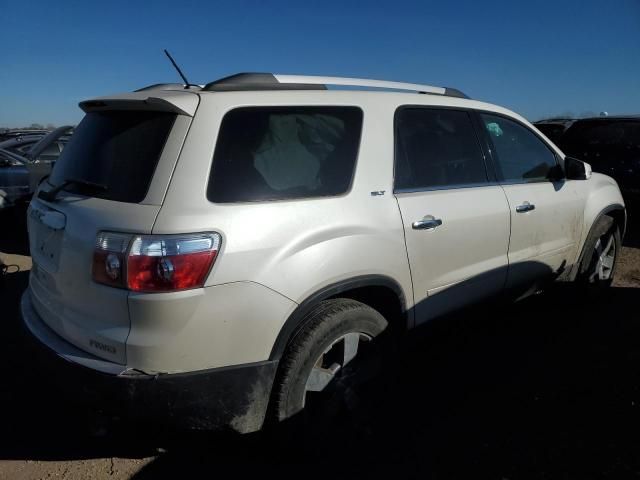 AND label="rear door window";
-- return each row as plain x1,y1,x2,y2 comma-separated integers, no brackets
208,107,363,203
394,108,489,191
49,111,176,203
